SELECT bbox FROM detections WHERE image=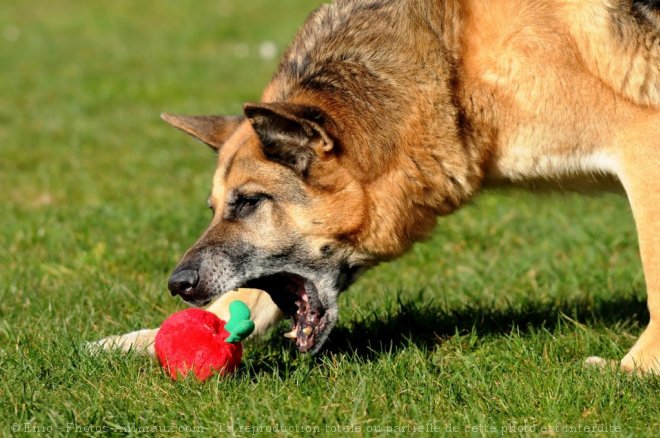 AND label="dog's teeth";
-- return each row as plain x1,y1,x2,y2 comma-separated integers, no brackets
283,329,297,339
302,327,312,336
